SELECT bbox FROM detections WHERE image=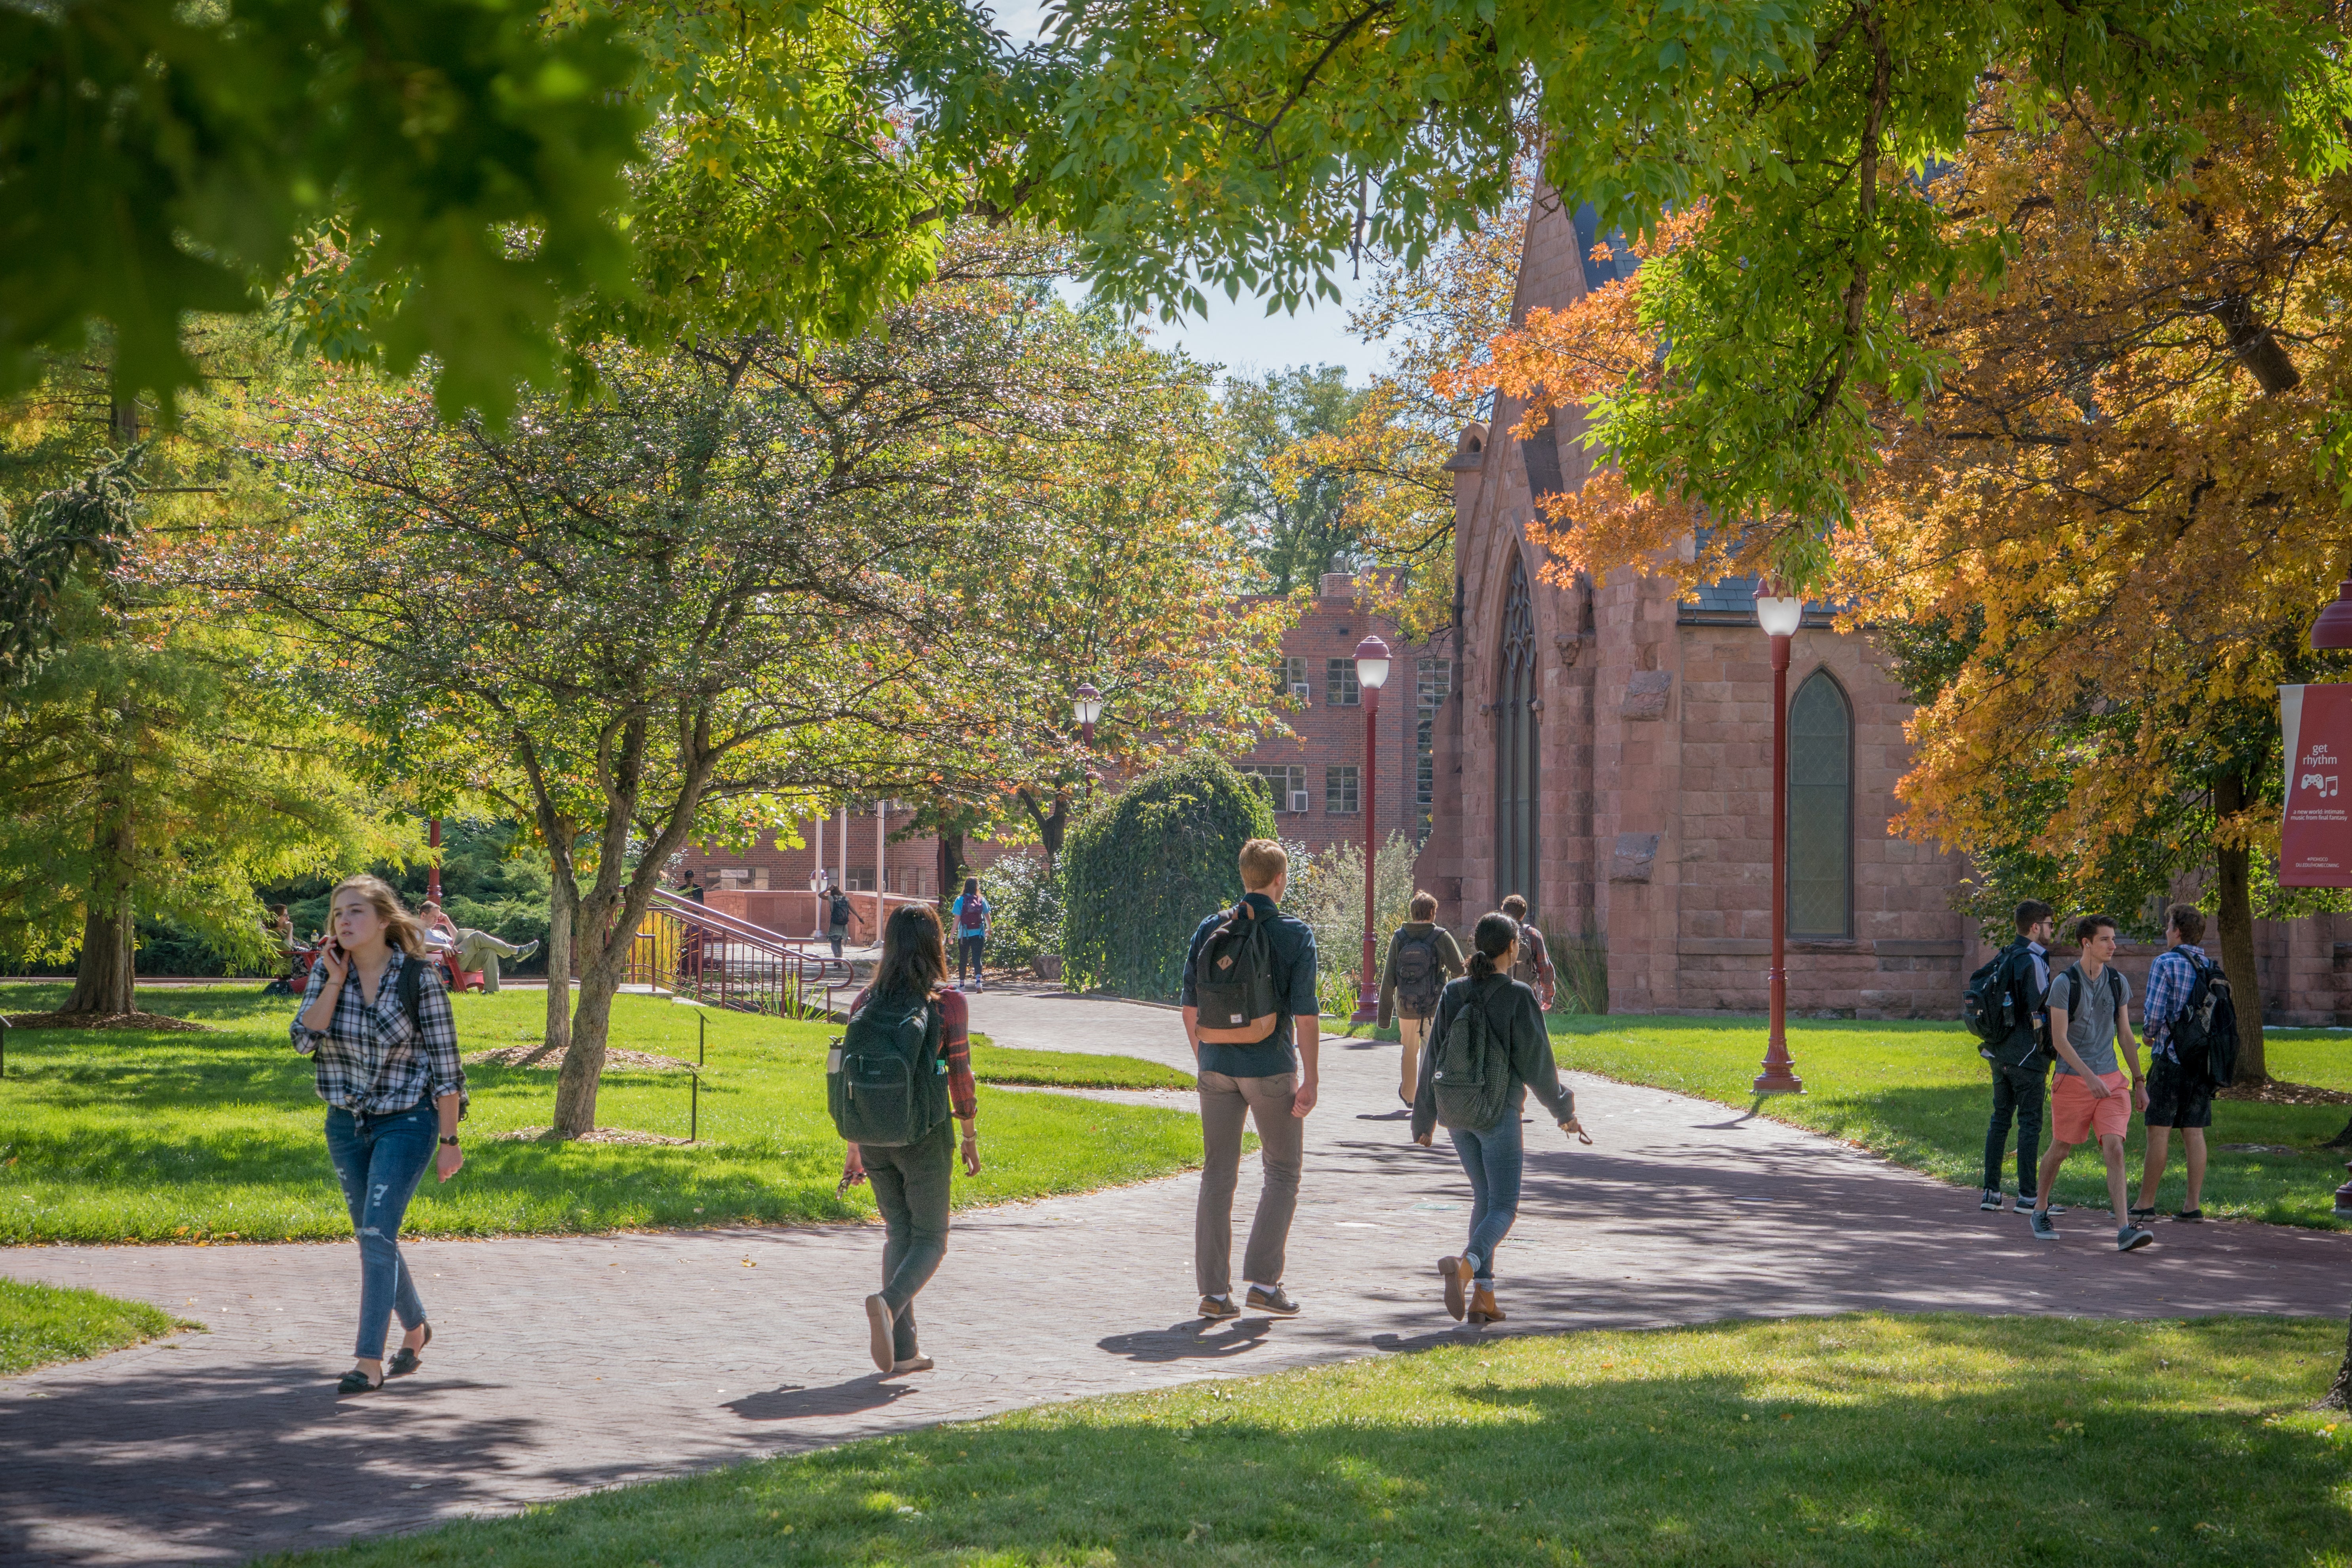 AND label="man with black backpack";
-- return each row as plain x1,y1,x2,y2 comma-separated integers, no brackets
2135,903,2228,1222
1378,890,1466,1107
2026,915,2153,1252
1974,900,2056,1213
1179,838,1320,1322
